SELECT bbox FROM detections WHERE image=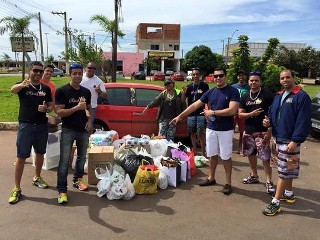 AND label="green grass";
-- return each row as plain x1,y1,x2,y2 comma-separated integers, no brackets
0,75,319,122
